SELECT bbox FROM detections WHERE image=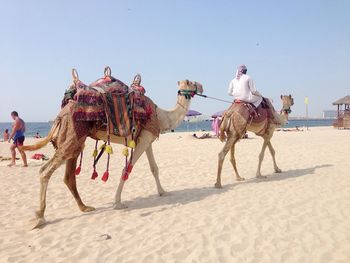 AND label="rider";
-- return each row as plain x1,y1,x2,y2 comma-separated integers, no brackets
228,64,263,107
